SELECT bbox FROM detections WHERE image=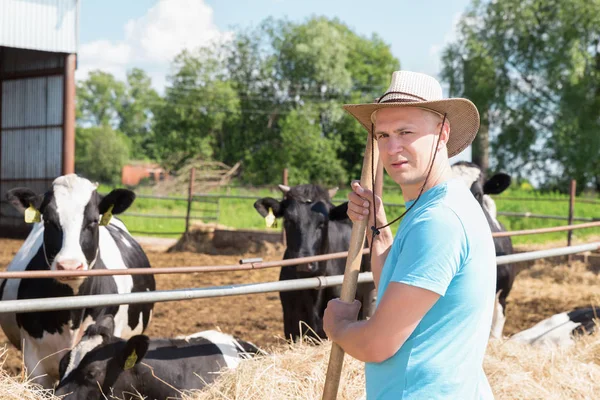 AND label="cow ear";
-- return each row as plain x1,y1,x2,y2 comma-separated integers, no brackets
120,335,149,370
328,202,349,221
328,187,339,199
484,174,511,195
99,189,136,215
6,188,42,215
254,198,283,218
